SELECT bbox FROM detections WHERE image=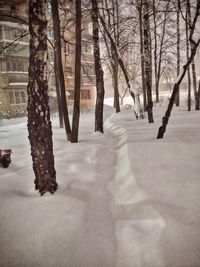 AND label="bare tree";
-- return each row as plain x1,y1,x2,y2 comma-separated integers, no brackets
157,0,200,139
27,0,57,195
